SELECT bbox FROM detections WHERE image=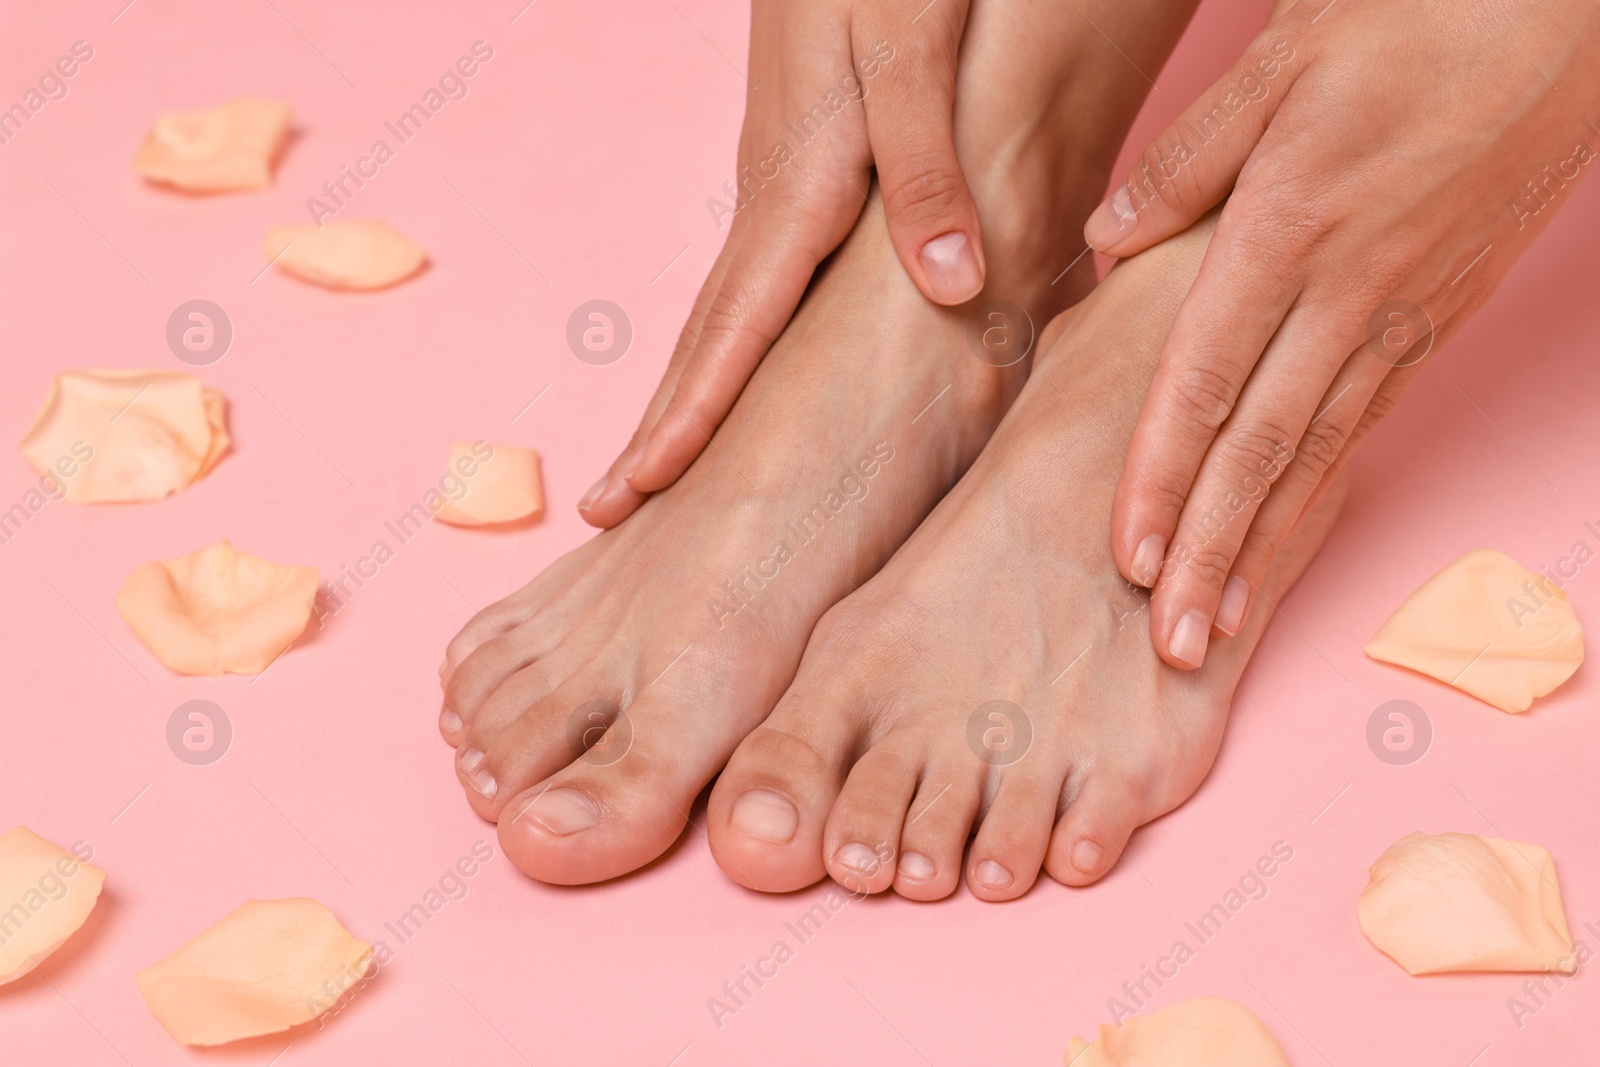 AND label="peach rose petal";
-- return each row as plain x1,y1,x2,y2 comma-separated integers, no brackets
0,828,106,986
1065,997,1288,1066
137,898,371,1046
133,98,292,192
1358,831,1576,976
263,220,427,291
436,442,543,526
116,541,318,676
1365,549,1584,713
19,370,230,504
